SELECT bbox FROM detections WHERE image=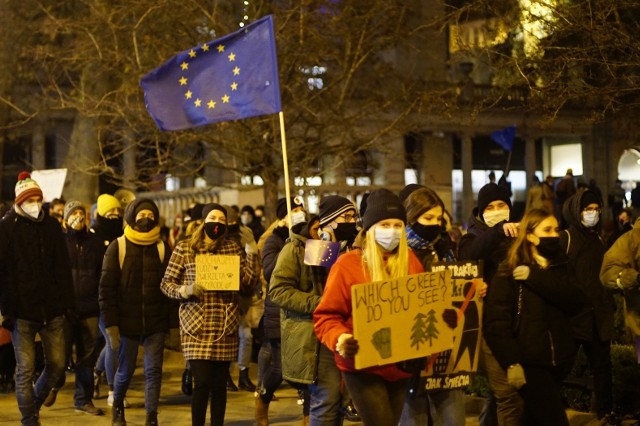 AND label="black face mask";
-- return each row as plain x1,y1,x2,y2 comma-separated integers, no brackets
411,223,442,242
535,236,563,260
95,215,123,240
334,222,358,246
204,222,226,240
135,217,155,233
